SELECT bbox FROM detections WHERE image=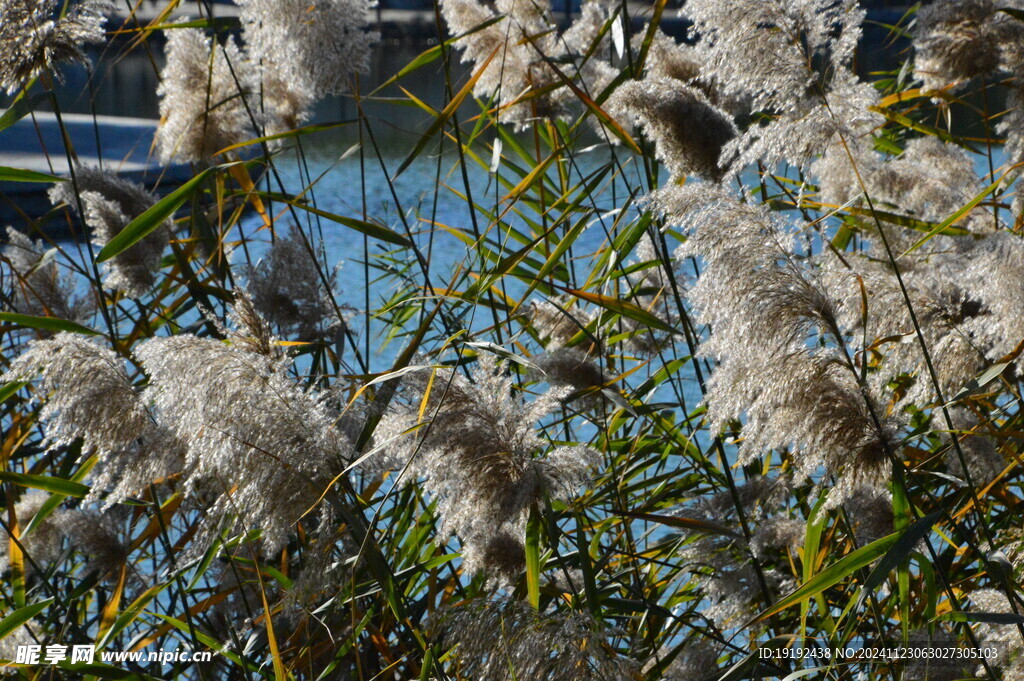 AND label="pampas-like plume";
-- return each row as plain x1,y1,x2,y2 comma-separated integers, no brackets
684,0,862,113
684,0,880,172
431,598,640,681
373,354,599,582
662,185,901,503
814,137,991,253
821,228,1024,413
0,491,65,575
3,227,88,322
526,297,597,350
912,0,1024,93
609,79,736,181
441,0,617,129
52,506,130,578
135,293,352,552
530,348,609,394
643,30,701,87
673,477,799,627
1,332,182,505
525,298,609,397
48,167,171,297
440,0,561,128
967,589,1024,680
945,409,1006,485
1,333,149,456
236,0,378,96
659,646,721,681
246,225,339,338
0,492,130,581
254,62,315,136
0,620,38,672
156,27,257,163
0,0,109,93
